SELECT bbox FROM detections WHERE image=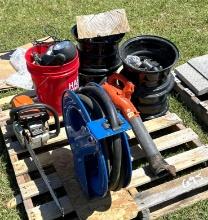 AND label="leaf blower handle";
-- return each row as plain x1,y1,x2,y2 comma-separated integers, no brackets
102,73,176,177
104,73,140,120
